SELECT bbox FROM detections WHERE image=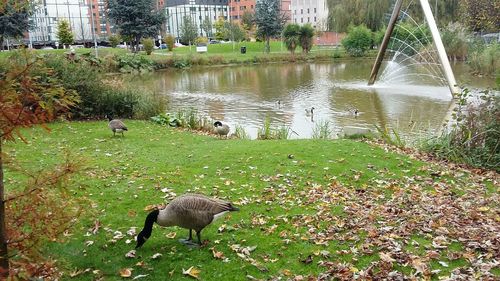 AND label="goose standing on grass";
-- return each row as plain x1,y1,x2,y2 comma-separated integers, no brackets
305,107,315,116
106,115,128,137
136,194,239,248
213,121,230,139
